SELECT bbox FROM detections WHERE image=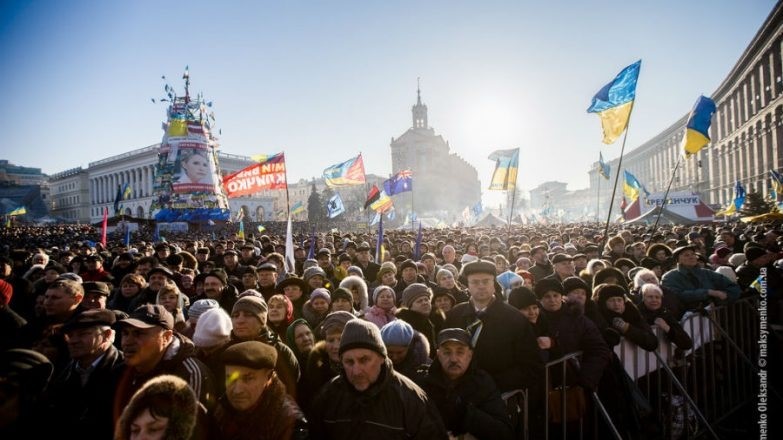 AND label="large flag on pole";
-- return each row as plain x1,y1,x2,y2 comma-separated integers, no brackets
327,193,345,218
488,148,519,191
587,60,641,144
717,181,746,216
7,206,26,216
622,170,648,201
384,170,413,196
323,154,366,187
285,214,295,273
223,152,287,197
682,96,717,157
598,152,611,180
